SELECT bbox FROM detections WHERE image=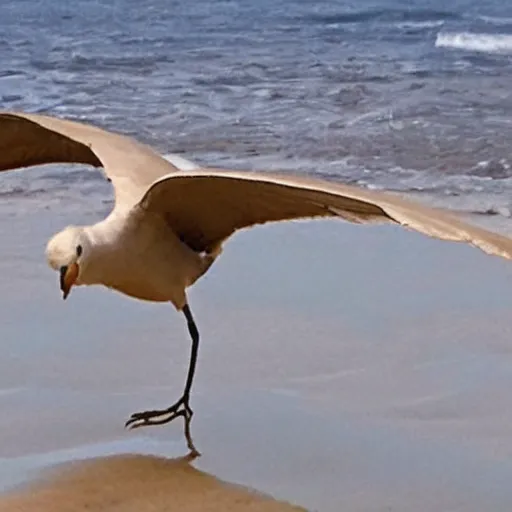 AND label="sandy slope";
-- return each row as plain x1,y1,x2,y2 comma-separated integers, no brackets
0,454,305,512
